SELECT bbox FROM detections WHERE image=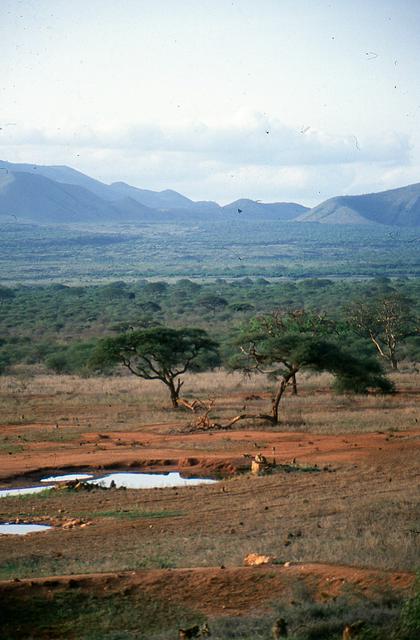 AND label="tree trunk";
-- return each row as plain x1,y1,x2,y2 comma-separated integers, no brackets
291,373,298,395
271,377,288,424
390,353,398,370
387,333,398,370
269,370,297,423
166,377,184,409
